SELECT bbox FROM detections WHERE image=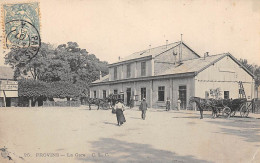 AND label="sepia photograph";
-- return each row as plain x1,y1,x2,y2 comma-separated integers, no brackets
0,0,259,162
